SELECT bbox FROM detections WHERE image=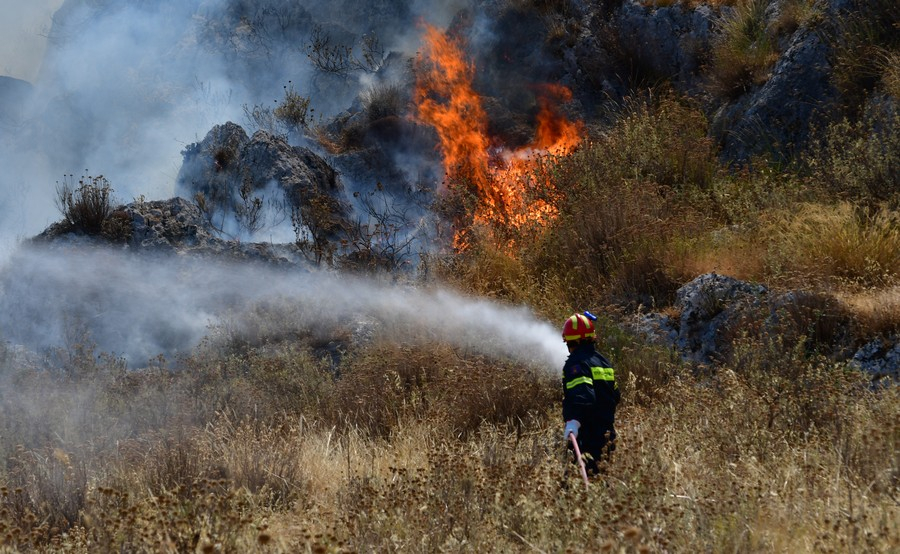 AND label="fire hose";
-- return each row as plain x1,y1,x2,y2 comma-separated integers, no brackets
568,432,590,490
